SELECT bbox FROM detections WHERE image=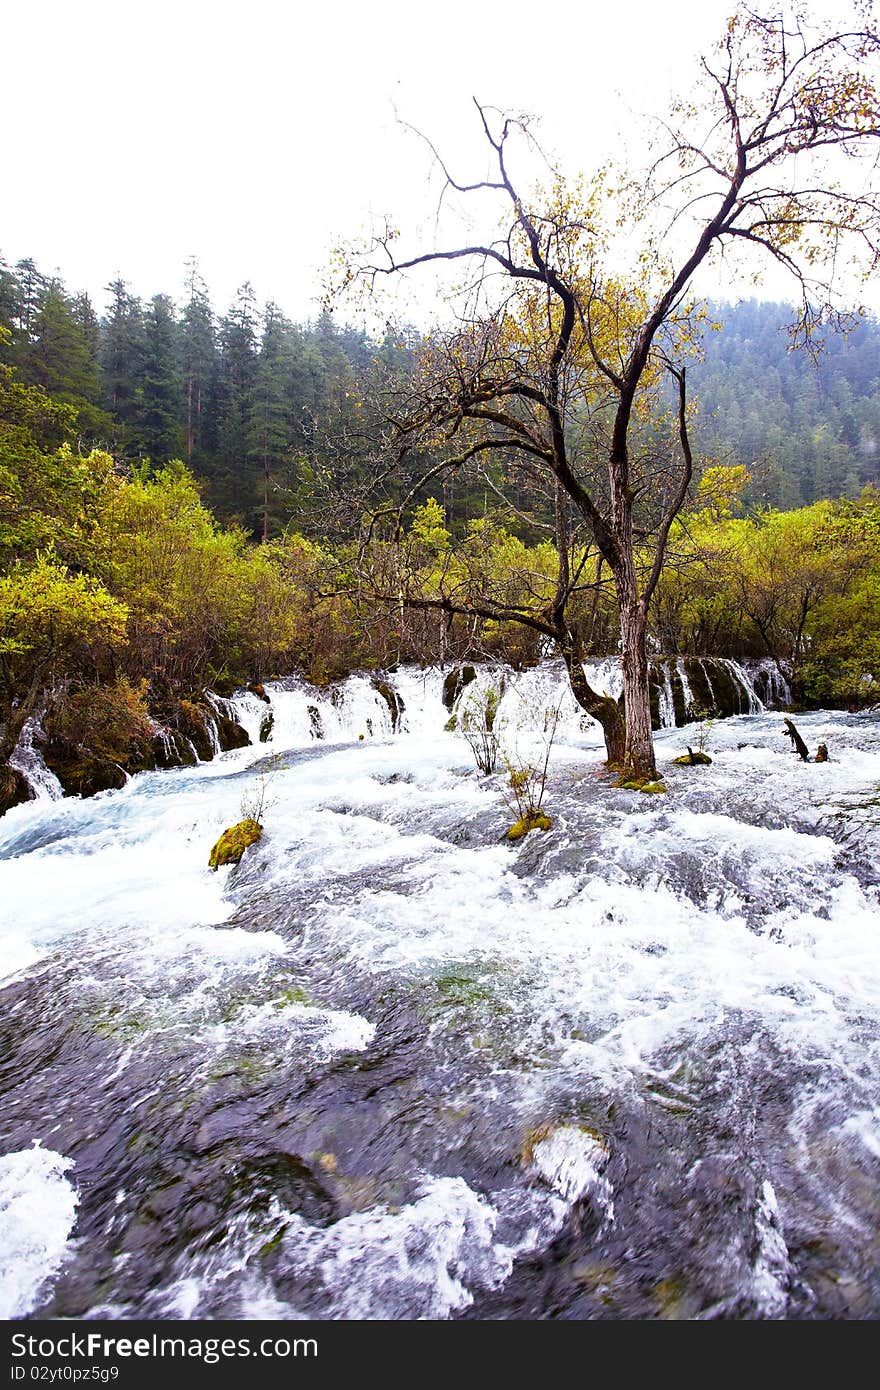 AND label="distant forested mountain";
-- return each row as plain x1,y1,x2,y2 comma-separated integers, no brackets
1,255,877,531
691,300,880,508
